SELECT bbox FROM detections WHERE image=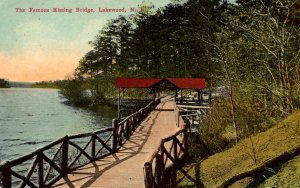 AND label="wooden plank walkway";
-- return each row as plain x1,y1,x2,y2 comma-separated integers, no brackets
53,100,179,188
